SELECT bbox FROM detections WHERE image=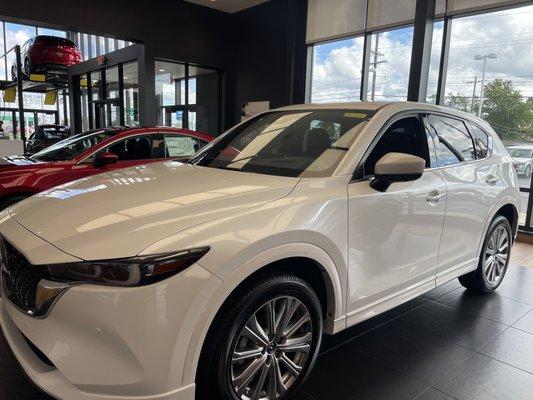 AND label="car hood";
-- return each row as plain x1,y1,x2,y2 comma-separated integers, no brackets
512,157,530,163
10,161,299,261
